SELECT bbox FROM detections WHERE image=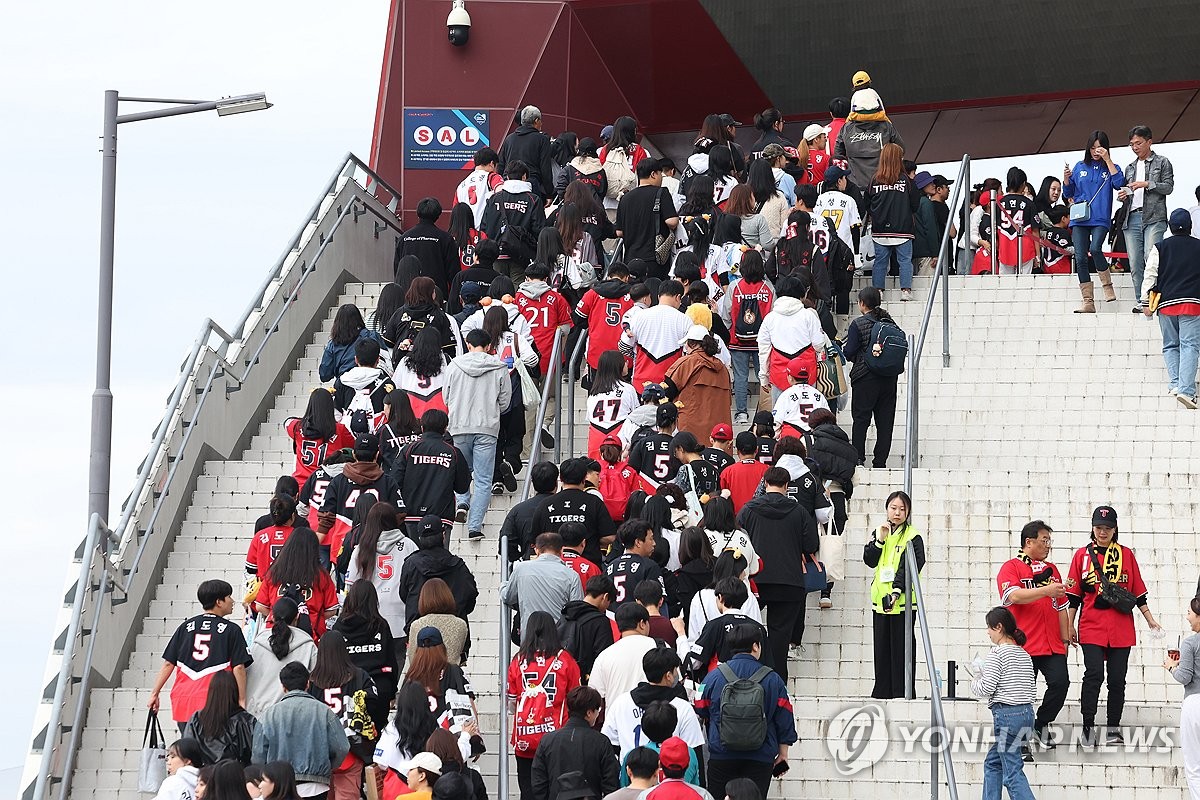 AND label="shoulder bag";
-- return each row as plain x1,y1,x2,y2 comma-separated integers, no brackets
1069,172,1109,223
1087,545,1137,613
